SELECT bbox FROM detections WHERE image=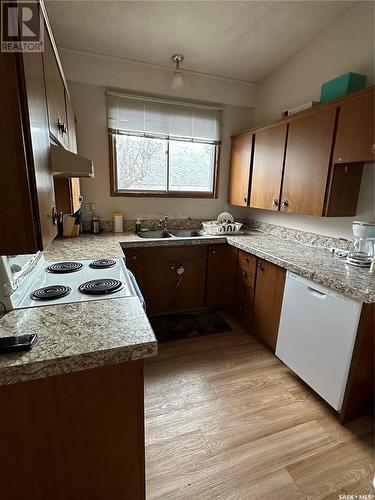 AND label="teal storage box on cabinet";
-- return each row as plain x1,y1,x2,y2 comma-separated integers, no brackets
320,72,367,103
